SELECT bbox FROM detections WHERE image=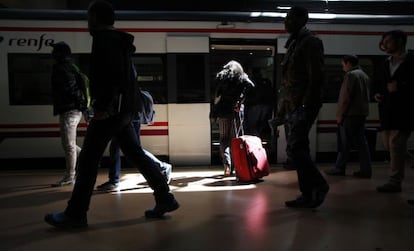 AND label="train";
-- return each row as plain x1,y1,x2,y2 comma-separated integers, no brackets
1,9,414,166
